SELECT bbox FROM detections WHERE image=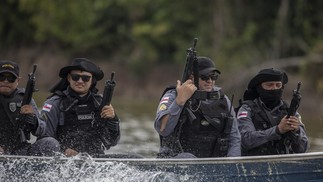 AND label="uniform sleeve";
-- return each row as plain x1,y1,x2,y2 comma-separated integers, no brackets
30,99,46,137
99,115,120,147
290,113,309,153
39,98,61,138
225,96,241,157
154,90,184,137
237,104,281,150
